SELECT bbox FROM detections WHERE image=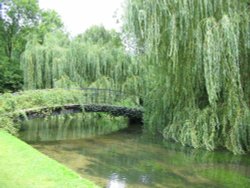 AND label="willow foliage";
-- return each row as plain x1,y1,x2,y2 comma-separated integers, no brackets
21,26,142,96
124,0,250,154
21,32,69,89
